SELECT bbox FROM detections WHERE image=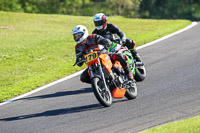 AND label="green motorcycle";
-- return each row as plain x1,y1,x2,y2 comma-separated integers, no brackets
105,34,146,81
